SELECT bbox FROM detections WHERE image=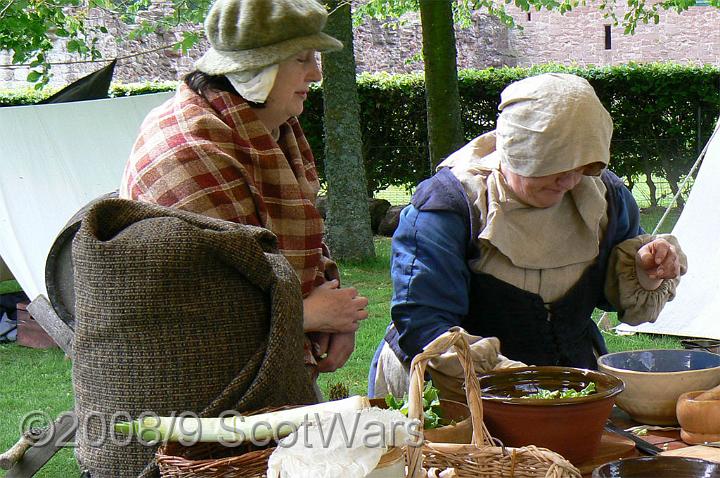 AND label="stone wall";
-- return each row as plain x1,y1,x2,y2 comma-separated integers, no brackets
1,3,719,89
353,12,517,74
505,4,720,67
